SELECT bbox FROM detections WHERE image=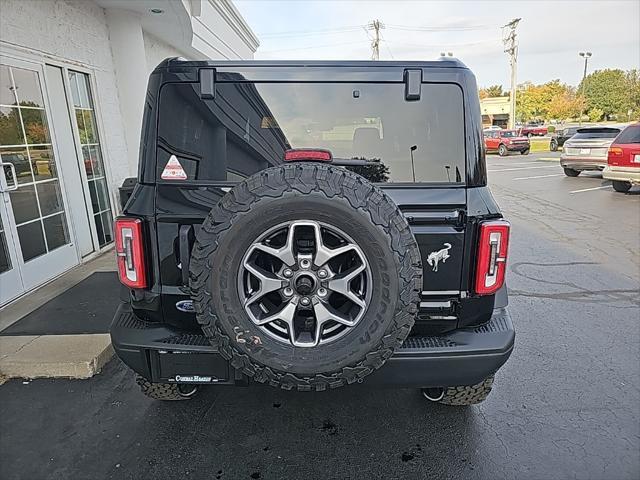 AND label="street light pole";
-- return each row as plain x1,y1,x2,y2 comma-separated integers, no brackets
578,51,592,125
